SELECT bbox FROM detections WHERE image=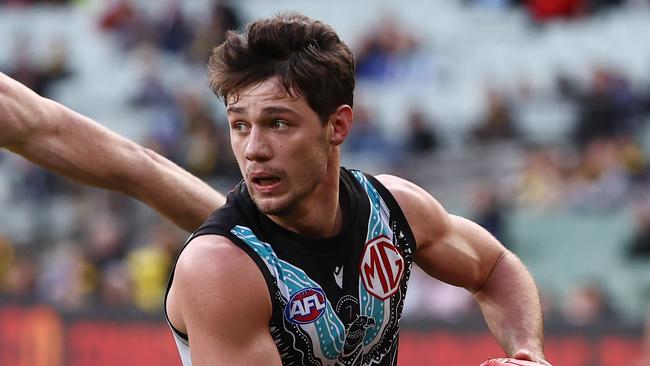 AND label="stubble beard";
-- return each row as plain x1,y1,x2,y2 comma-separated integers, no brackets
248,156,327,218
248,179,315,217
